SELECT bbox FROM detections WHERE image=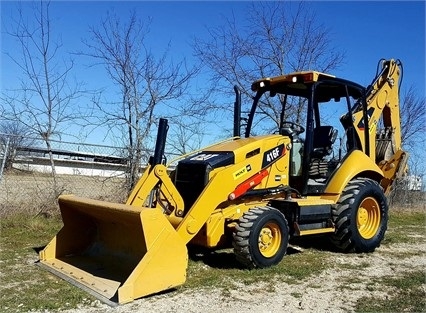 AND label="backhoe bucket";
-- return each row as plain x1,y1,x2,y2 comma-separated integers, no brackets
39,195,188,305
